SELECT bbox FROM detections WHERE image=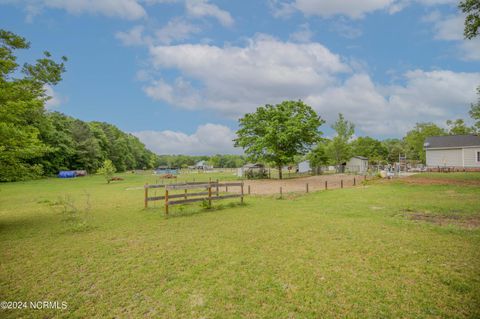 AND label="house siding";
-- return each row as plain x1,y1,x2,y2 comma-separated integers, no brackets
426,149,463,167
463,148,480,167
